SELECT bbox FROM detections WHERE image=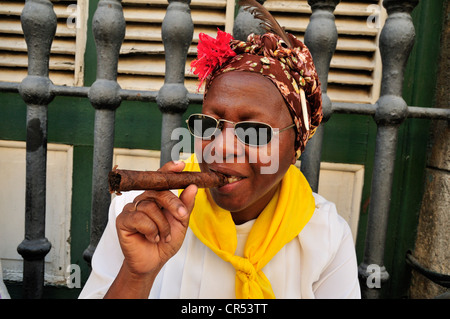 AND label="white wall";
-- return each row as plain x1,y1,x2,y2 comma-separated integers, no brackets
0,140,72,284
